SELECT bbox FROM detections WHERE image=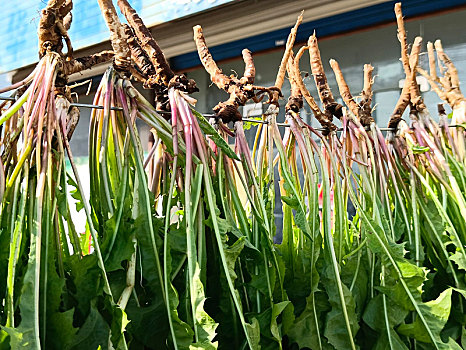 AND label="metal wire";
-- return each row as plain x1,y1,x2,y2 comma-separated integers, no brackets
71,102,123,111
1,95,464,133
0,96,125,111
